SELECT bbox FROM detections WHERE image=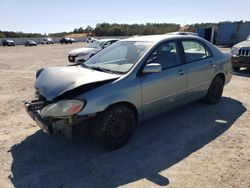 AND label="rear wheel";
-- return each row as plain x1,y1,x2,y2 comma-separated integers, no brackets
92,106,136,150
205,76,224,104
